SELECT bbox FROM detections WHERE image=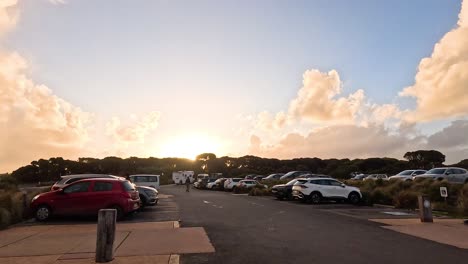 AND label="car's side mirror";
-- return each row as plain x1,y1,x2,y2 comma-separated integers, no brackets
445,172,450,175
58,189,65,194
341,184,346,188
